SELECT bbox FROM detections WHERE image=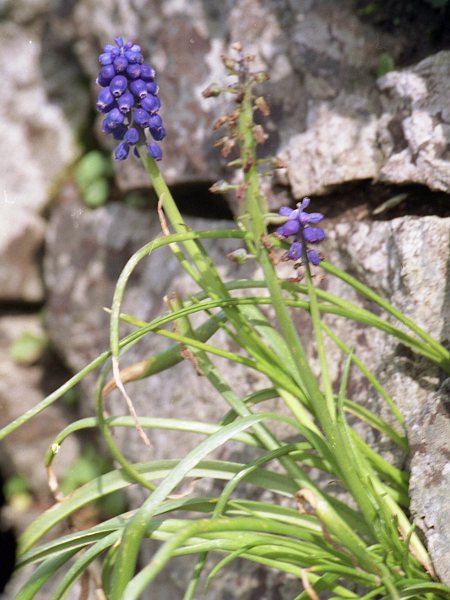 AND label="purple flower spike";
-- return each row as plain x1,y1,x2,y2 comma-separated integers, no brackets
96,36,165,161
277,197,325,266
